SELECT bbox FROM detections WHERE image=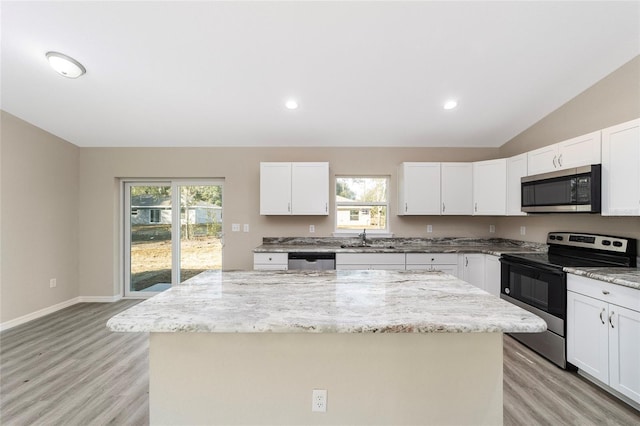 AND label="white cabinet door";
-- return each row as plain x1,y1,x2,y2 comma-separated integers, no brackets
483,255,501,297
557,131,601,170
567,291,610,384
291,162,329,215
527,131,601,176
397,162,441,215
506,153,528,216
441,163,473,215
336,253,405,270
602,118,640,216
527,145,558,175
473,159,506,215
609,305,640,404
260,163,292,215
461,254,485,290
